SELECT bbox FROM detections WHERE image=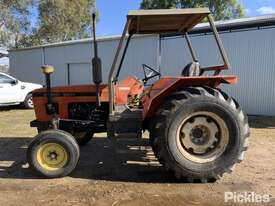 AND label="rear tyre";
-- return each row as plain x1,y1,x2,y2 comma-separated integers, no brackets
71,131,94,146
27,129,80,178
150,87,249,182
24,93,34,109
